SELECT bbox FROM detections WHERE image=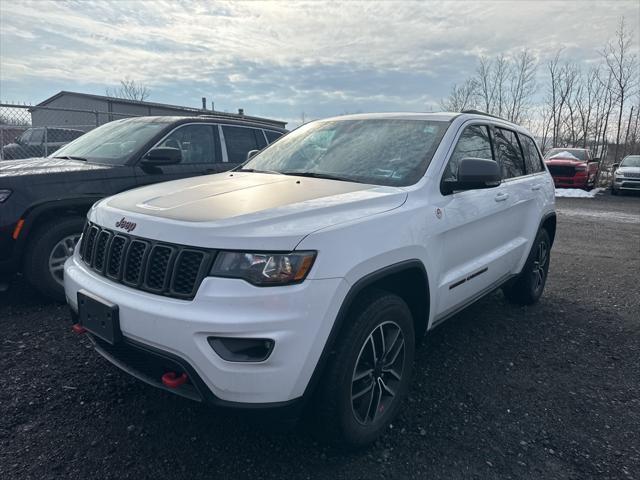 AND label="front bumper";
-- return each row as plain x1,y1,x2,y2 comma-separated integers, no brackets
551,174,589,188
64,253,348,405
613,177,640,191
